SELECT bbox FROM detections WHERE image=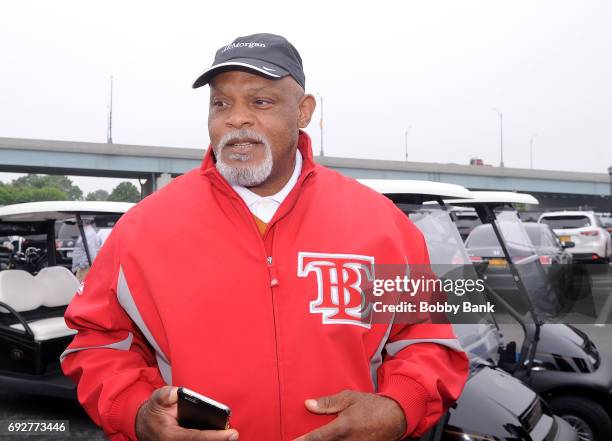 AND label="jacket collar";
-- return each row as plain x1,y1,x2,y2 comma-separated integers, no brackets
232,149,303,208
